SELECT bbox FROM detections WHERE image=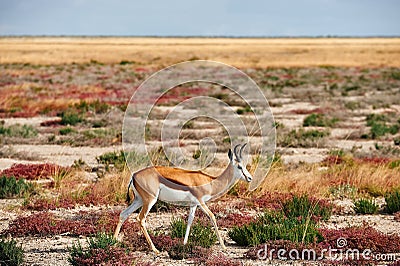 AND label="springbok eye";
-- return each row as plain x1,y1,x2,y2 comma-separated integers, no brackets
237,165,242,170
